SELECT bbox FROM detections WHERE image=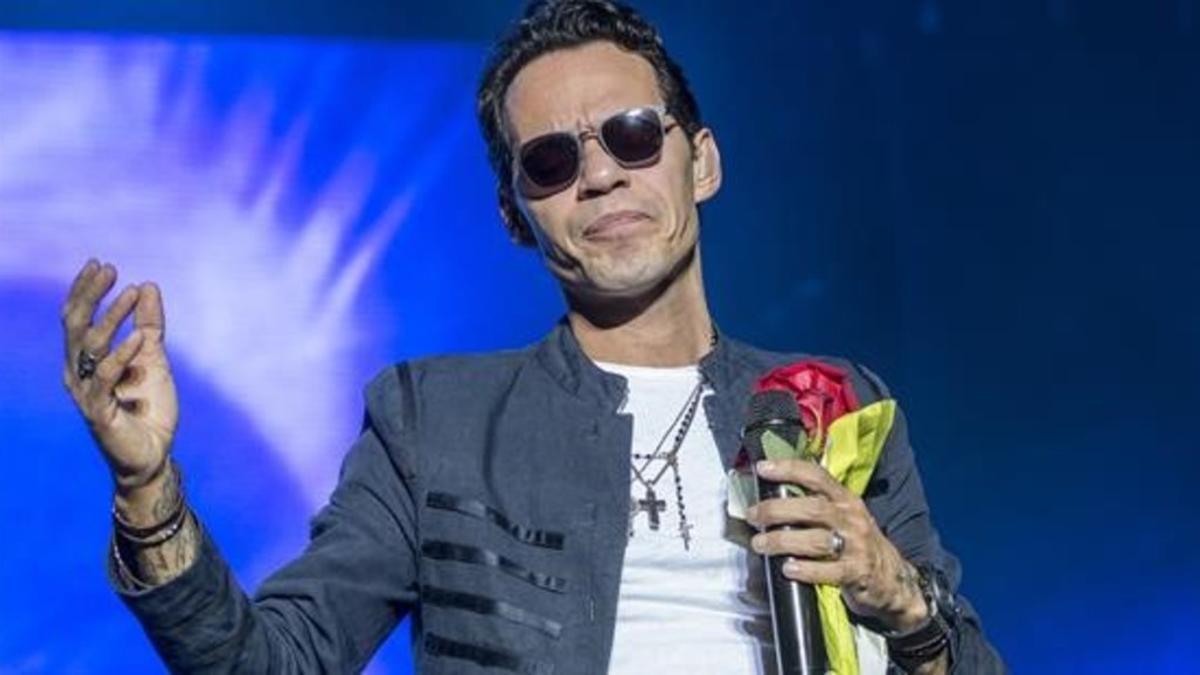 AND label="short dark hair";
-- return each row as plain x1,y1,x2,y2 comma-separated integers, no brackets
476,0,704,246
